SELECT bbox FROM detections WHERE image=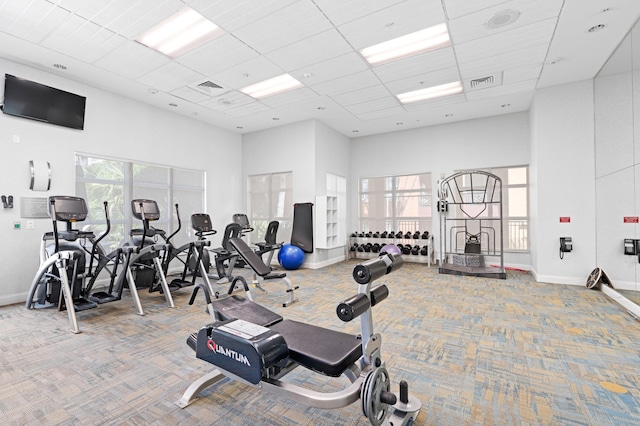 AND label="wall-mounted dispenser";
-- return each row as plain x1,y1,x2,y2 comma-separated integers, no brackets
559,237,572,259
